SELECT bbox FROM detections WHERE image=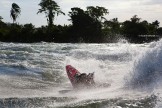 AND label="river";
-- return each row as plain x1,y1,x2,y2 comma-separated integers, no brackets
0,40,162,108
